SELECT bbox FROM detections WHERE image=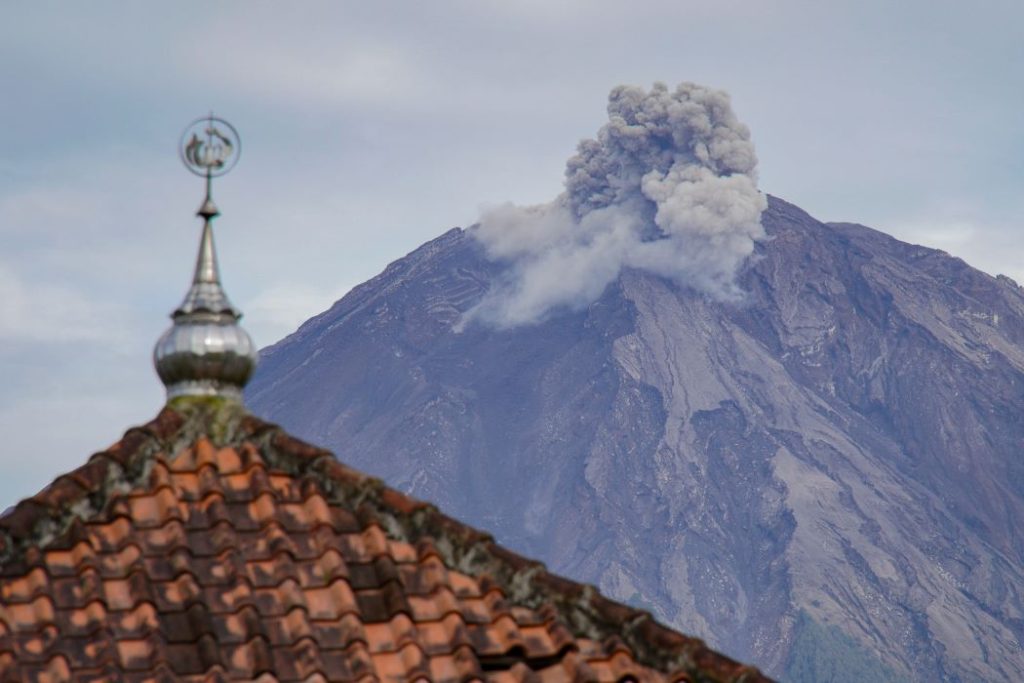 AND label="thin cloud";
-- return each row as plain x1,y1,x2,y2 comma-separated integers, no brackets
0,264,125,345
242,282,346,348
177,18,432,111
